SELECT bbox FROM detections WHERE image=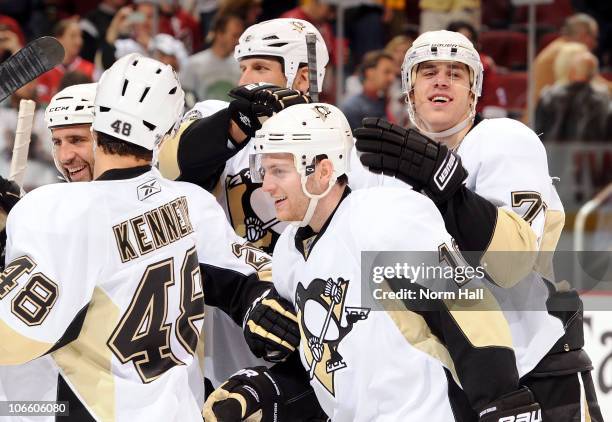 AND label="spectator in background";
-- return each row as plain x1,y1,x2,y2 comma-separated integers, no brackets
345,2,387,72
37,17,96,104
80,0,128,64
218,0,262,27
419,0,481,33
180,13,243,104
340,50,396,129
533,13,612,102
385,34,414,127
183,0,220,43
447,20,507,117
158,0,202,53
58,71,93,92
536,46,610,142
0,17,25,64
151,33,189,72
